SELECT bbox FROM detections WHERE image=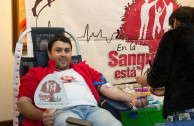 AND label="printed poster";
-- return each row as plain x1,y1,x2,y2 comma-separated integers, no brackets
25,0,194,84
